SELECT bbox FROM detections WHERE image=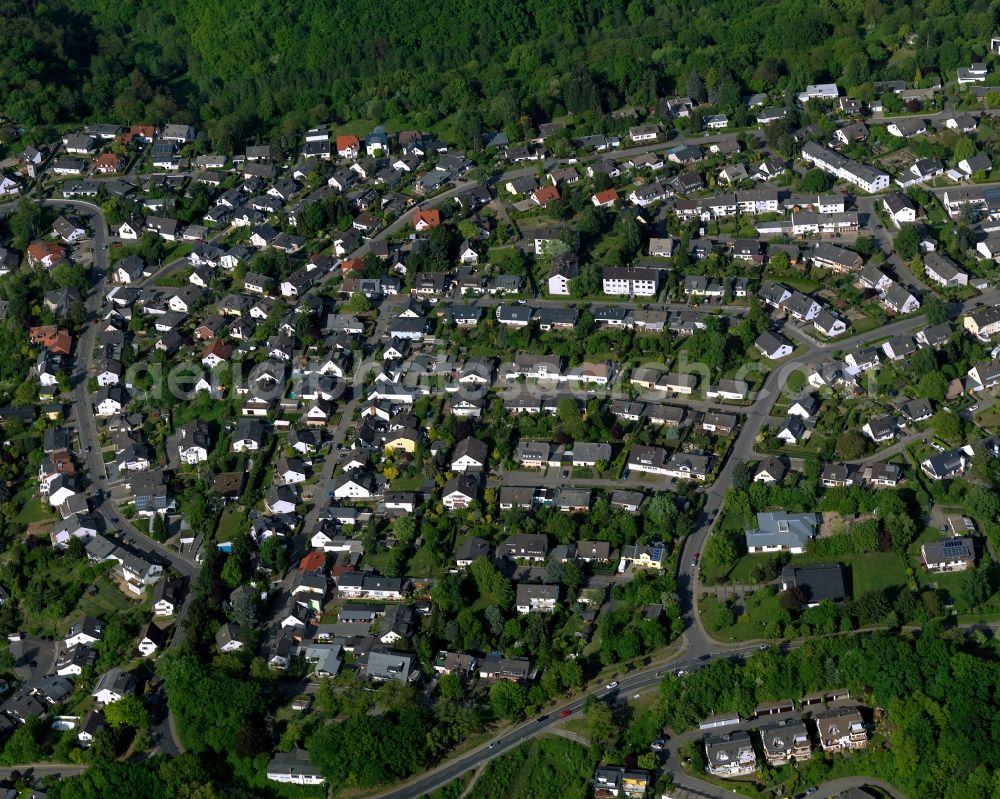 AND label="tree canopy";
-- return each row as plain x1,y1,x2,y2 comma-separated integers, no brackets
0,0,988,148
